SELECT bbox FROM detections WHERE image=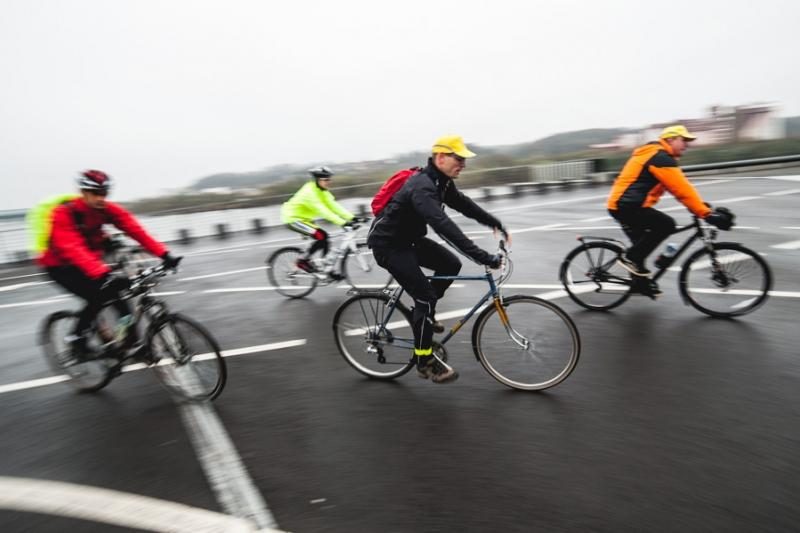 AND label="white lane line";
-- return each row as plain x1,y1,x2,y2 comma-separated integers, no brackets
763,188,800,196
581,215,612,222
0,296,70,309
0,281,53,292
511,223,569,234
179,266,267,282
0,476,269,533
686,289,800,298
0,340,307,395
708,196,762,204
179,402,279,531
694,179,735,186
0,272,47,282
771,240,800,250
